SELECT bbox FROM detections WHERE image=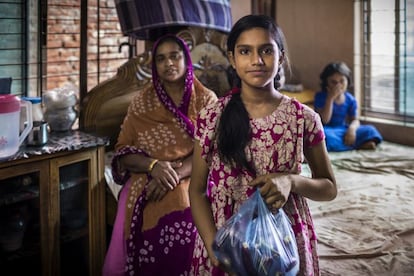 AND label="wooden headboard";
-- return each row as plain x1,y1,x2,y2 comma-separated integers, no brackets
80,27,230,150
